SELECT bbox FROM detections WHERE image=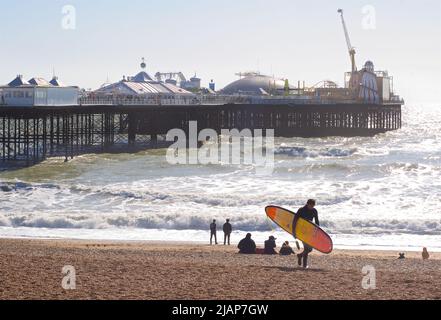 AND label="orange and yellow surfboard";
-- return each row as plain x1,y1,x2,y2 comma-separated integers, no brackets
265,205,333,254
